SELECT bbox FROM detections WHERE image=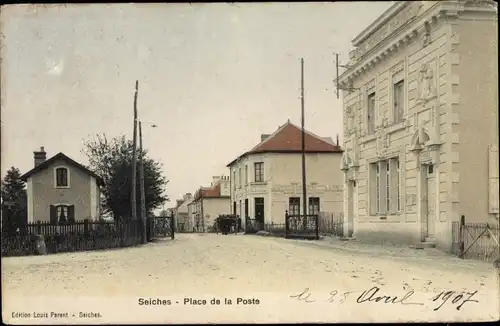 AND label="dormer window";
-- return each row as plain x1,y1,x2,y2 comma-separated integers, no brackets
54,167,70,188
